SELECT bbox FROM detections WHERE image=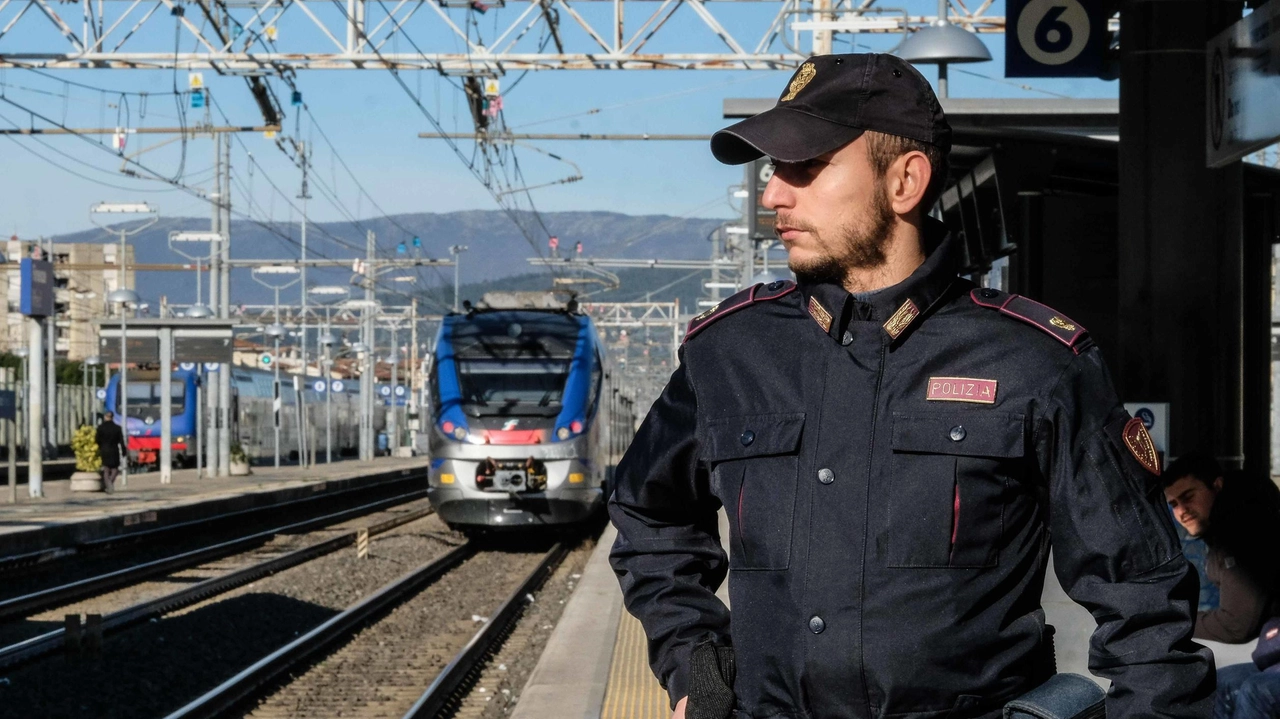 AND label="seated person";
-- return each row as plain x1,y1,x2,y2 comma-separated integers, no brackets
1214,618,1280,719
1163,453,1280,643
